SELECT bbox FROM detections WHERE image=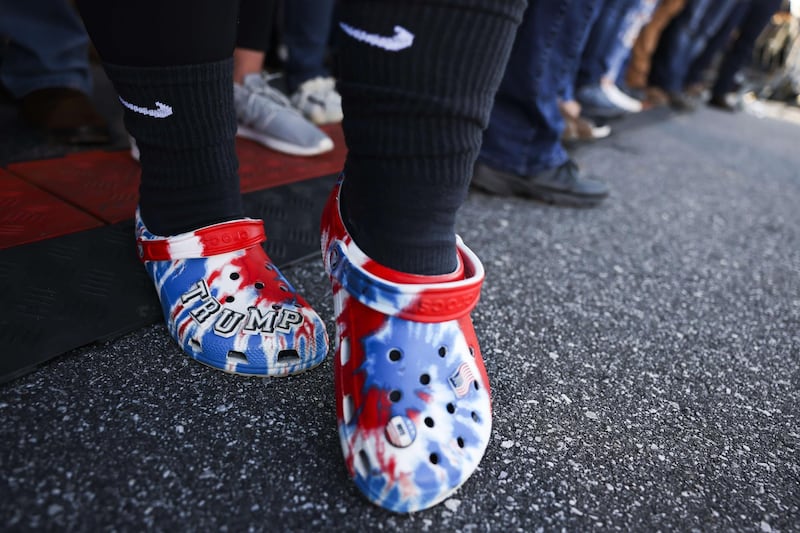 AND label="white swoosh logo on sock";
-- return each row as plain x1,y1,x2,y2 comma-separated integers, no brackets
339,22,414,52
119,97,173,118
